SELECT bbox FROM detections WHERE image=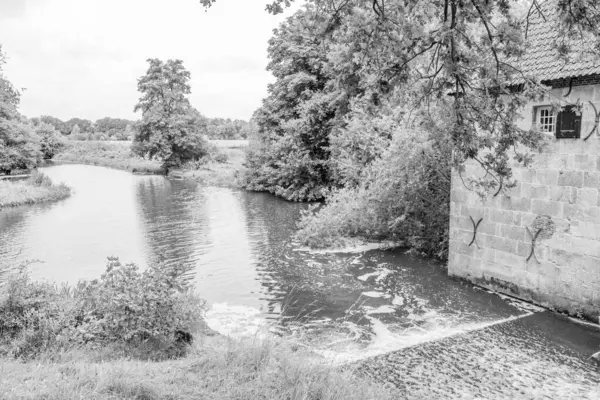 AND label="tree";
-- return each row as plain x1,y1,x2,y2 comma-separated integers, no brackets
36,122,64,159
38,115,69,135
65,118,93,134
0,46,41,174
203,0,600,196
239,7,346,201
132,59,209,173
94,117,133,134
